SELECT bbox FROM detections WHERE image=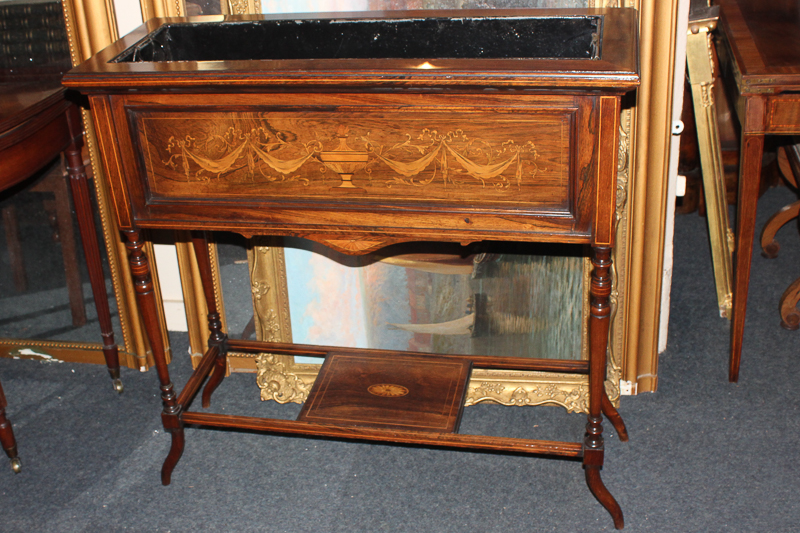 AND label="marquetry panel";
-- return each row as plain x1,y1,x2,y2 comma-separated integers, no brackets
104,92,601,244
135,108,574,211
